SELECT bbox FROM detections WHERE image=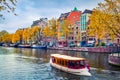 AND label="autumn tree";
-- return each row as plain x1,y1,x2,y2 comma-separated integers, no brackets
12,33,20,43
30,26,41,43
0,0,17,19
42,26,52,44
12,29,23,43
42,26,51,37
88,0,120,43
61,19,71,41
88,10,106,40
0,30,9,42
49,18,58,37
0,32,2,42
49,18,58,46
1,33,12,43
22,28,30,44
